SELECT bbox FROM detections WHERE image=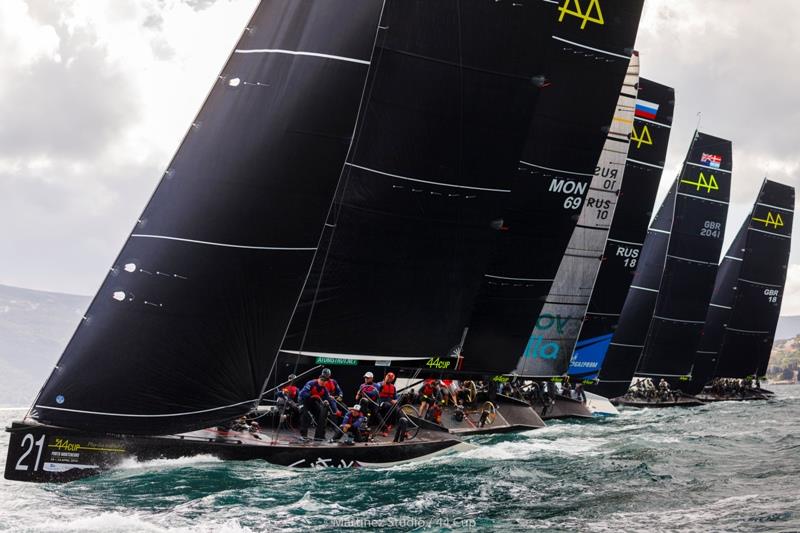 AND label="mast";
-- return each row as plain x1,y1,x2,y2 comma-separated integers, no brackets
512,54,639,379
461,0,646,374
569,78,675,383
634,132,733,389
692,179,794,389
29,0,387,435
